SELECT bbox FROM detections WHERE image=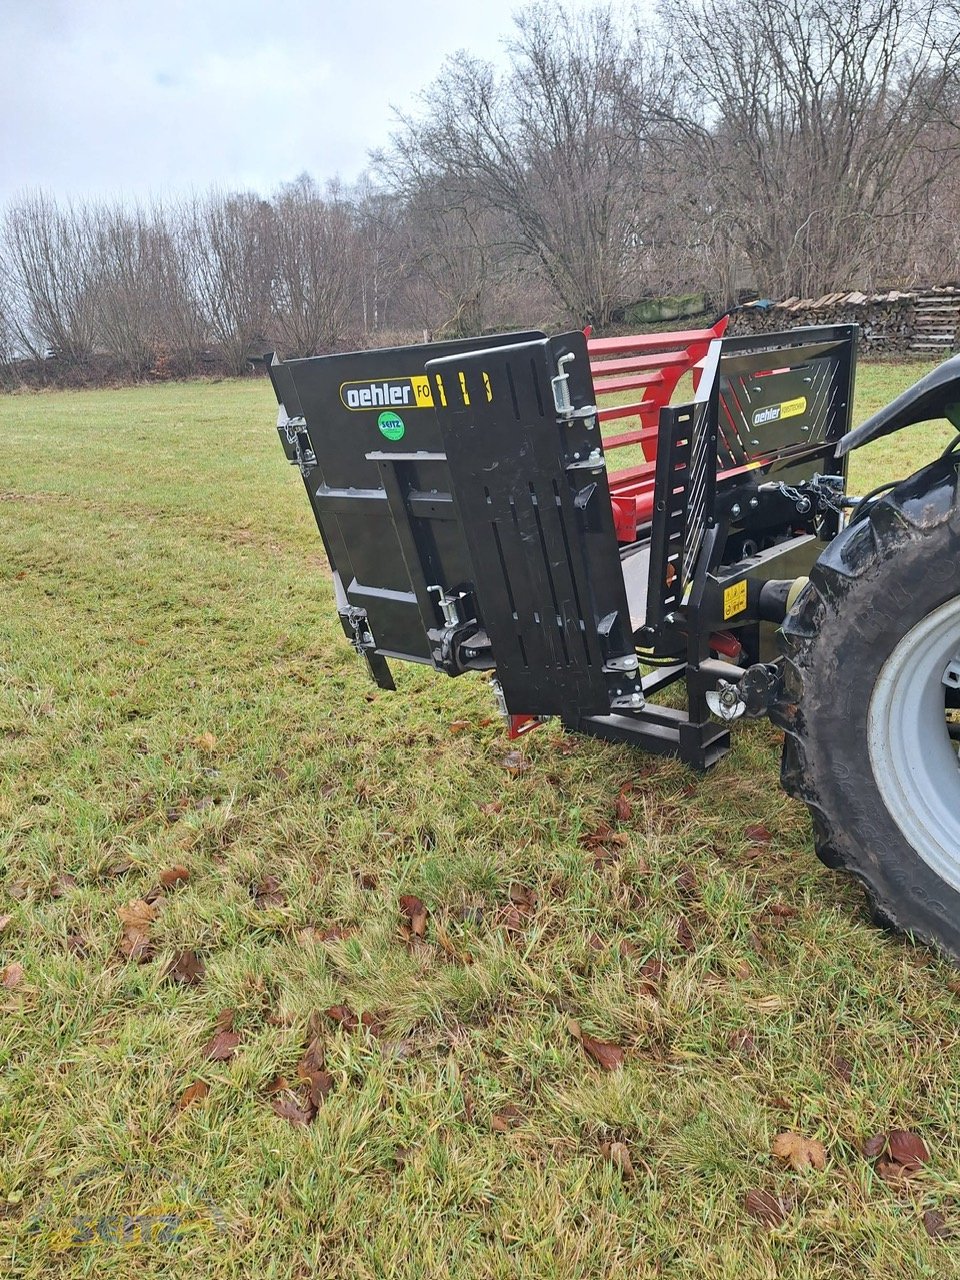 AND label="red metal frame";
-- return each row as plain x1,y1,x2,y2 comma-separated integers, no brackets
588,318,729,542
